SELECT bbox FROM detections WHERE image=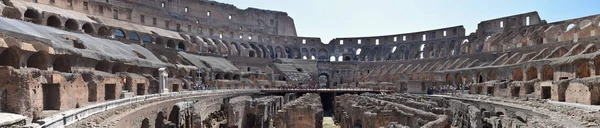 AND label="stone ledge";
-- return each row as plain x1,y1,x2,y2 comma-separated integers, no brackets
36,89,259,128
